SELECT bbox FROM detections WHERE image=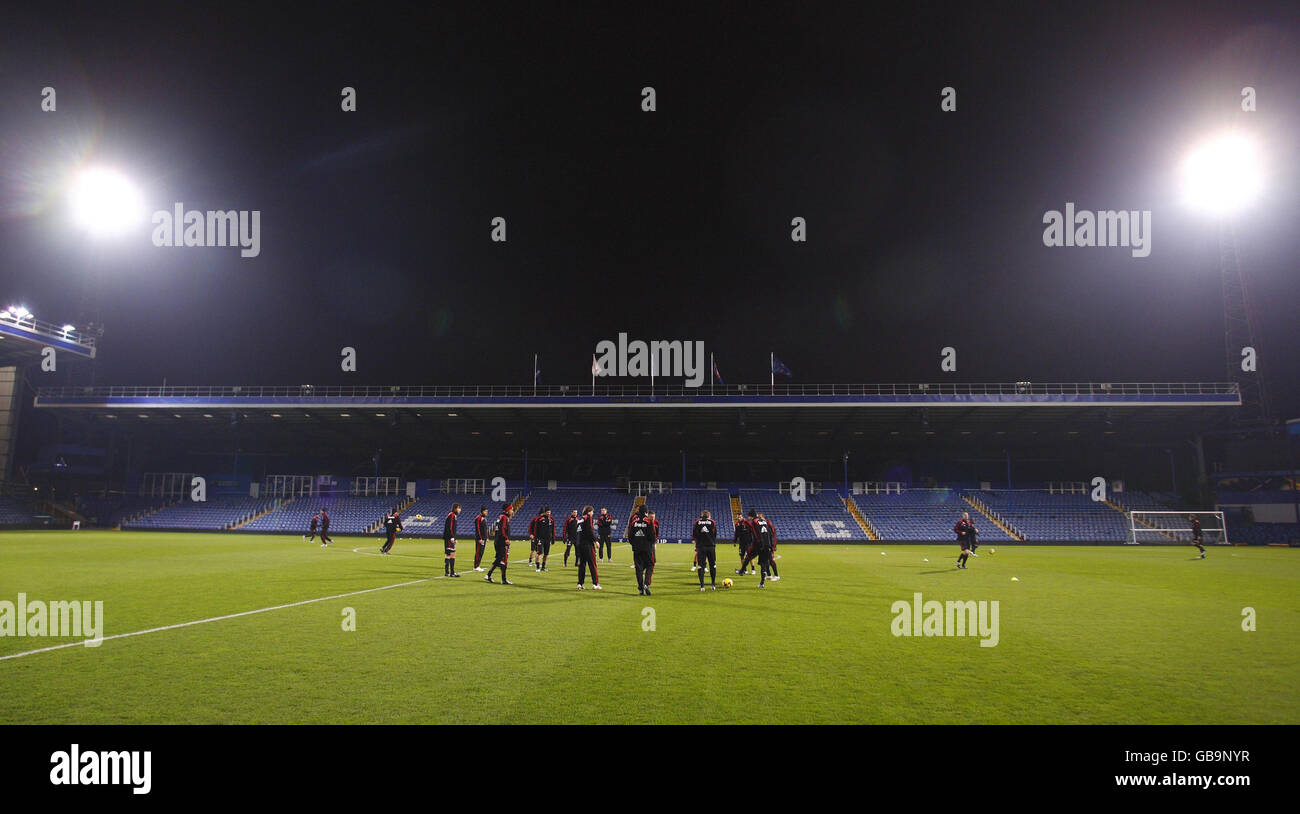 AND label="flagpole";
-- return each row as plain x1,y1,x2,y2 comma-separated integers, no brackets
710,352,714,396
533,353,538,397
770,351,774,389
